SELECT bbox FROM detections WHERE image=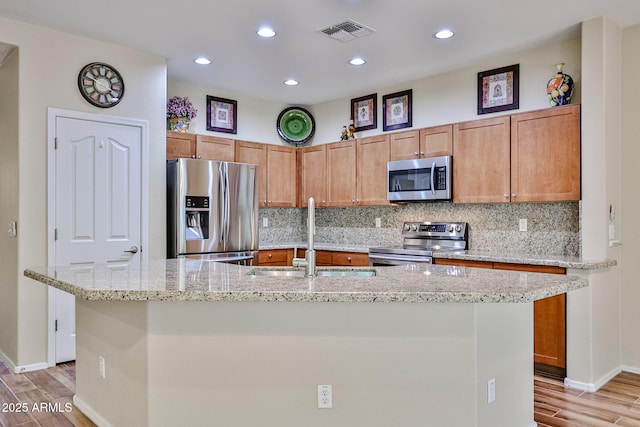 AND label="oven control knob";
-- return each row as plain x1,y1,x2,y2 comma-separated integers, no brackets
456,225,462,232
448,225,454,232
404,223,411,231
411,224,418,231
